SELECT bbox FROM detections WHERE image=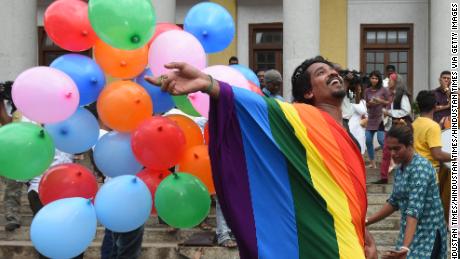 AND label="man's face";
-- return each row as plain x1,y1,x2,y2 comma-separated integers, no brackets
386,68,395,77
266,82,281,95
387,136,411,165
306,62,346,105
440,74,451,89
257,71,265,87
